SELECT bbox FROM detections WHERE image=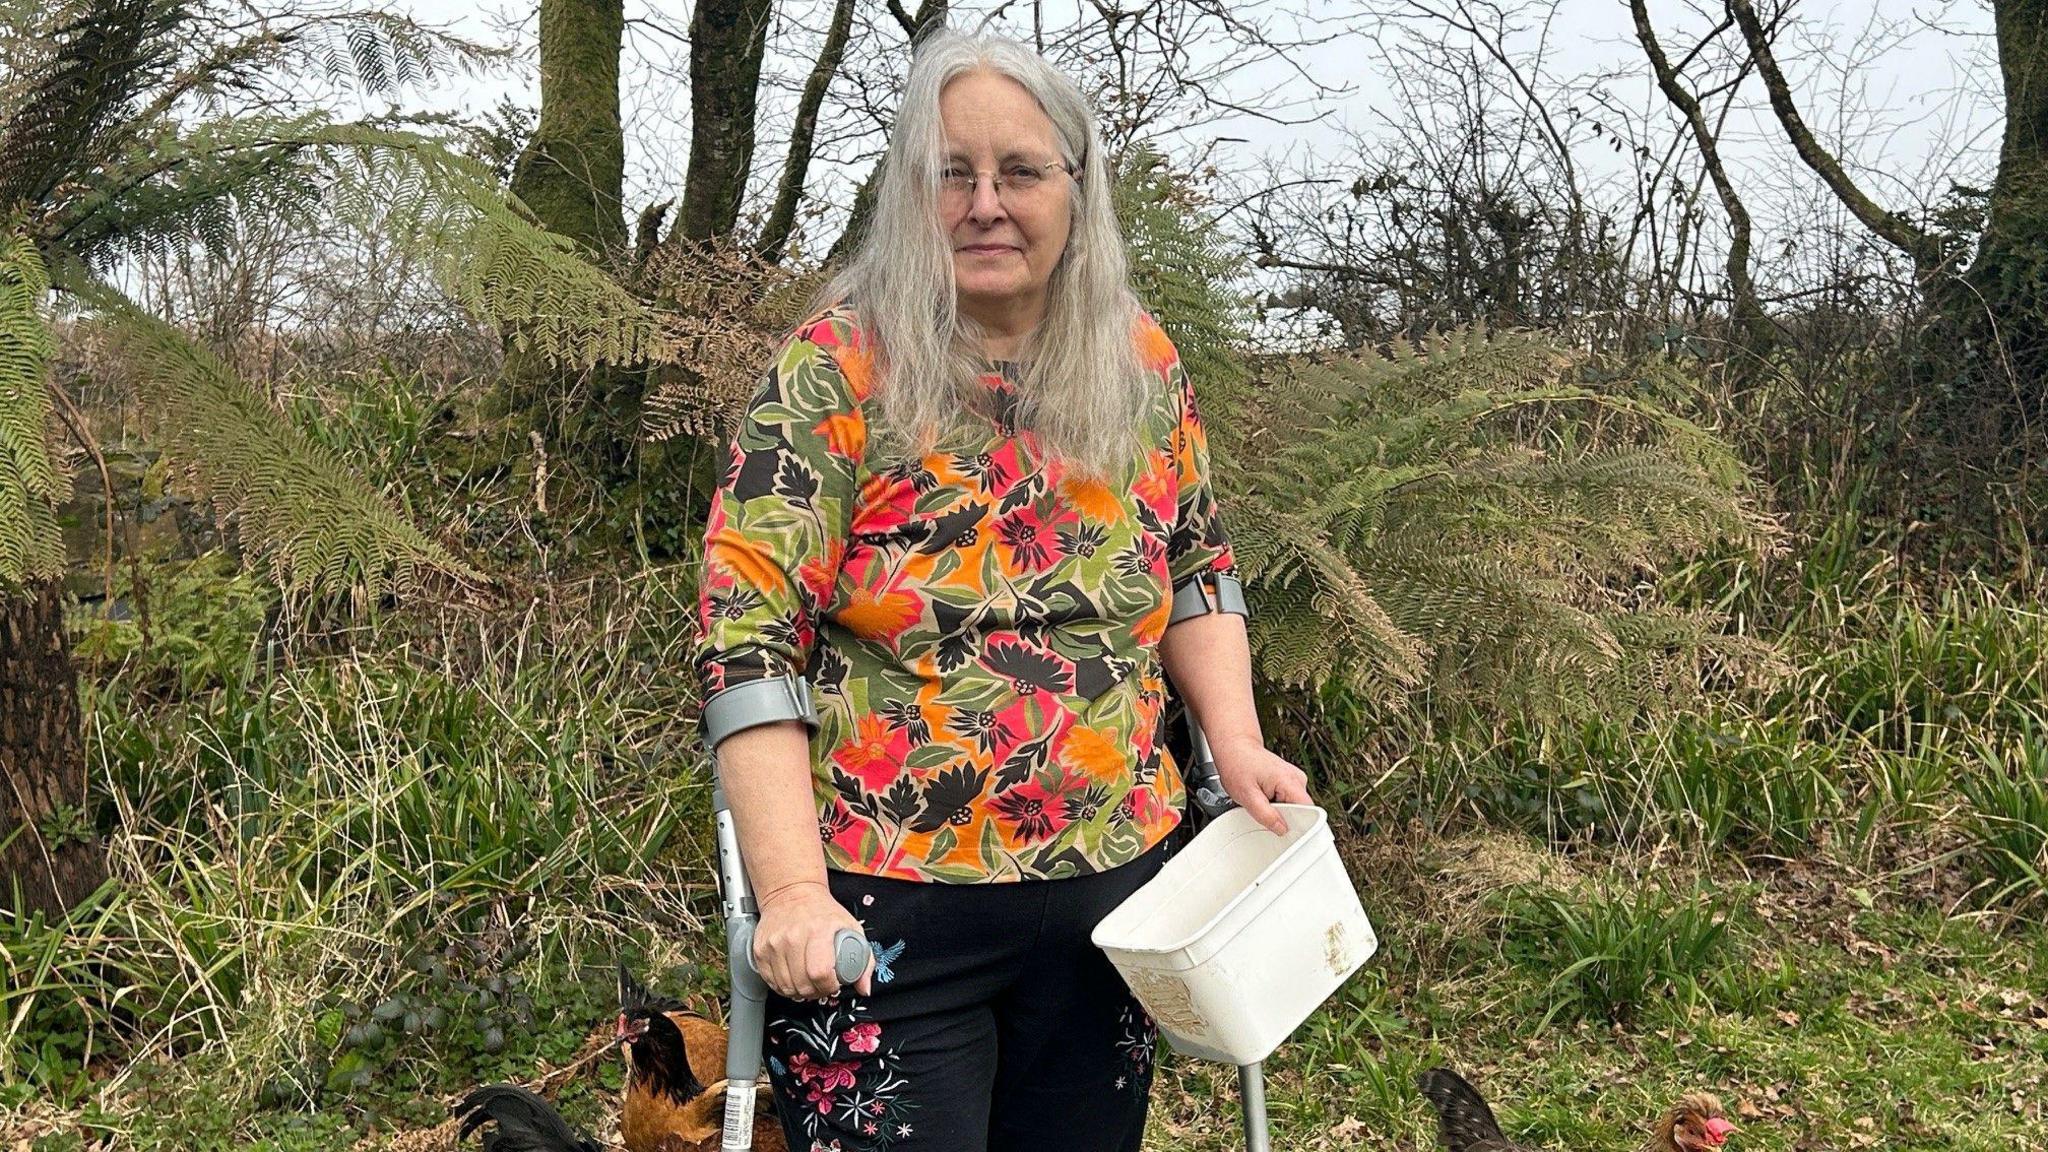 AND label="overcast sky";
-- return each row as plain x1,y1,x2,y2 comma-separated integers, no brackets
379,0,2003,294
